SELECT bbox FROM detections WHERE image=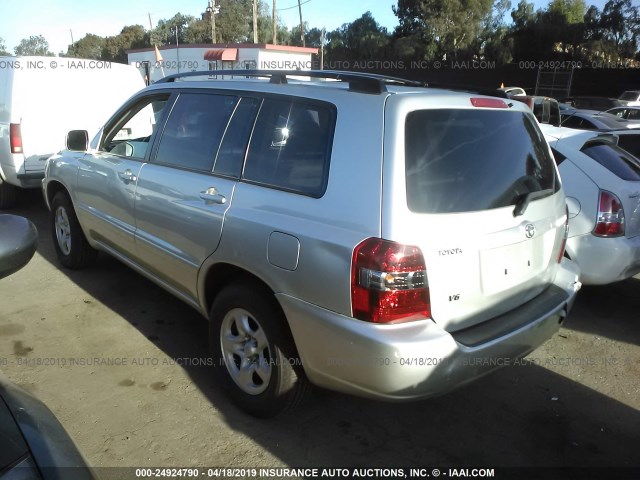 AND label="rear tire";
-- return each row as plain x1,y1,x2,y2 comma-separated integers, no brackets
50,192,97,269
0,179,19,209
209,282,310,418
